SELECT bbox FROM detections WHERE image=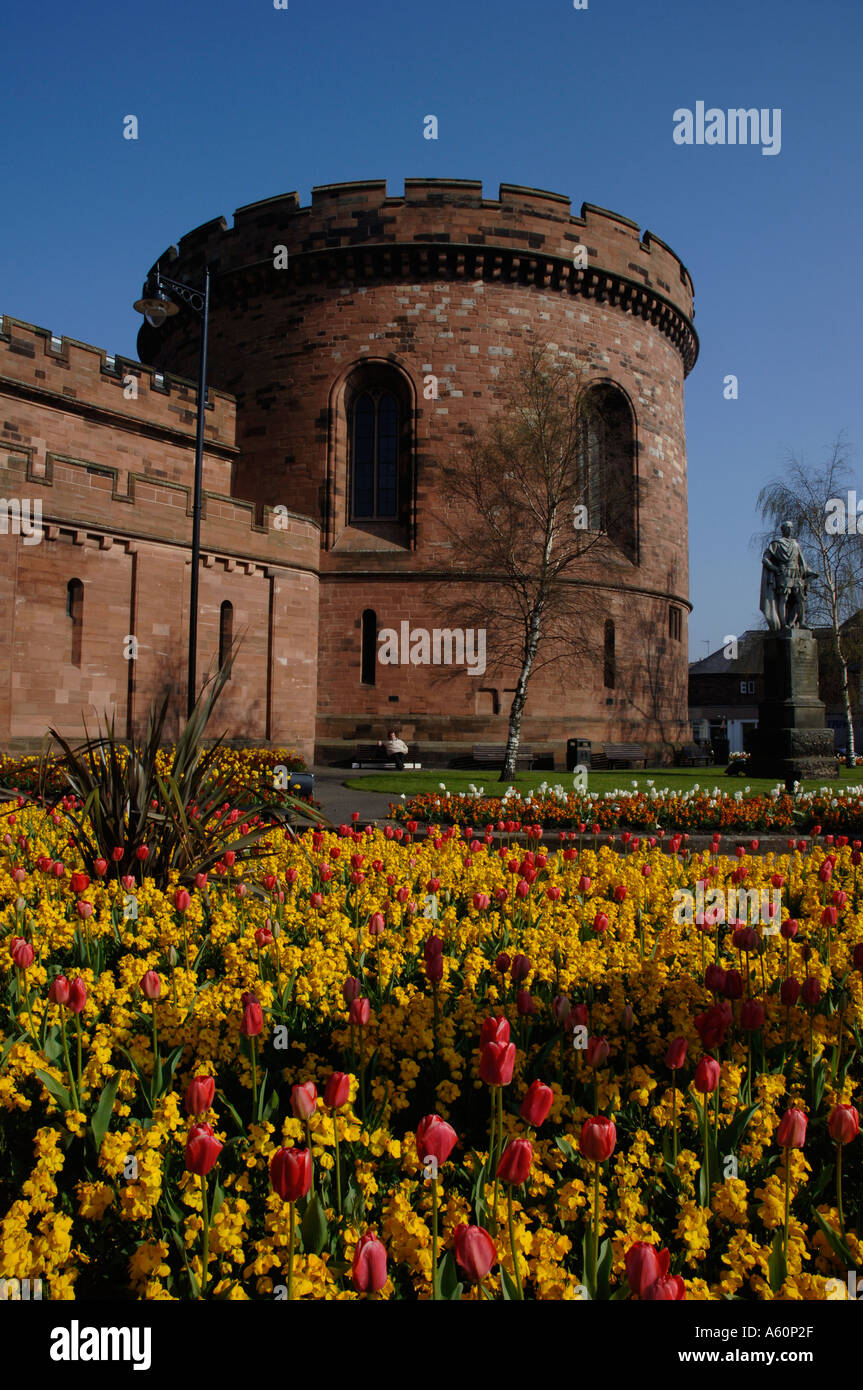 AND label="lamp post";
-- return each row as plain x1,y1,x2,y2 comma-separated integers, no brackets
133,265,210,718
